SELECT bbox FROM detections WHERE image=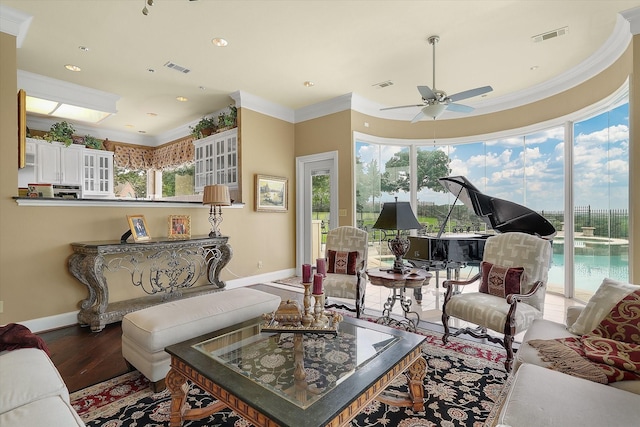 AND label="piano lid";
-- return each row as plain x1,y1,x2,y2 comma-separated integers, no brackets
439,176,557,239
